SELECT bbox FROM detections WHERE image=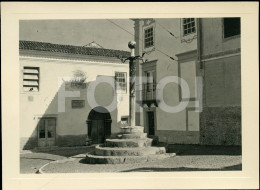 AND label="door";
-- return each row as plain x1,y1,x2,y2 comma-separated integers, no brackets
147,111,155,135
38,118,56,147
91,119,105,144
